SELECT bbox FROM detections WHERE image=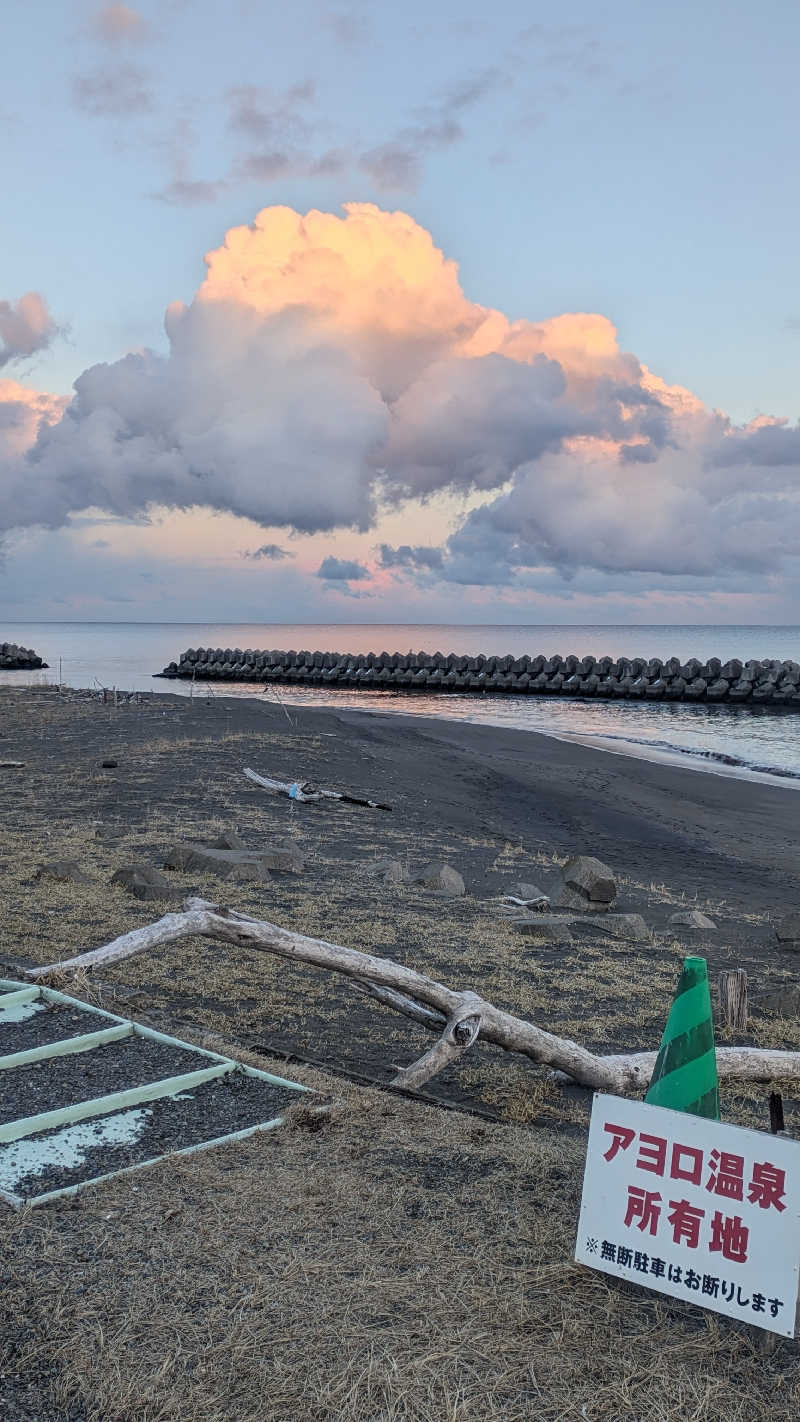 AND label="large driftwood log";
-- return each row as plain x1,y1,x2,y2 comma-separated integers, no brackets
25,899,800,1093
391,993,483,1091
